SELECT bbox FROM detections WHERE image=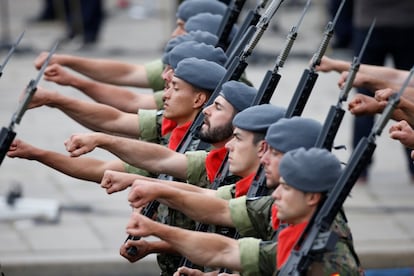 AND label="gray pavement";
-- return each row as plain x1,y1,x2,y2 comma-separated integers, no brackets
1,0,414,275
